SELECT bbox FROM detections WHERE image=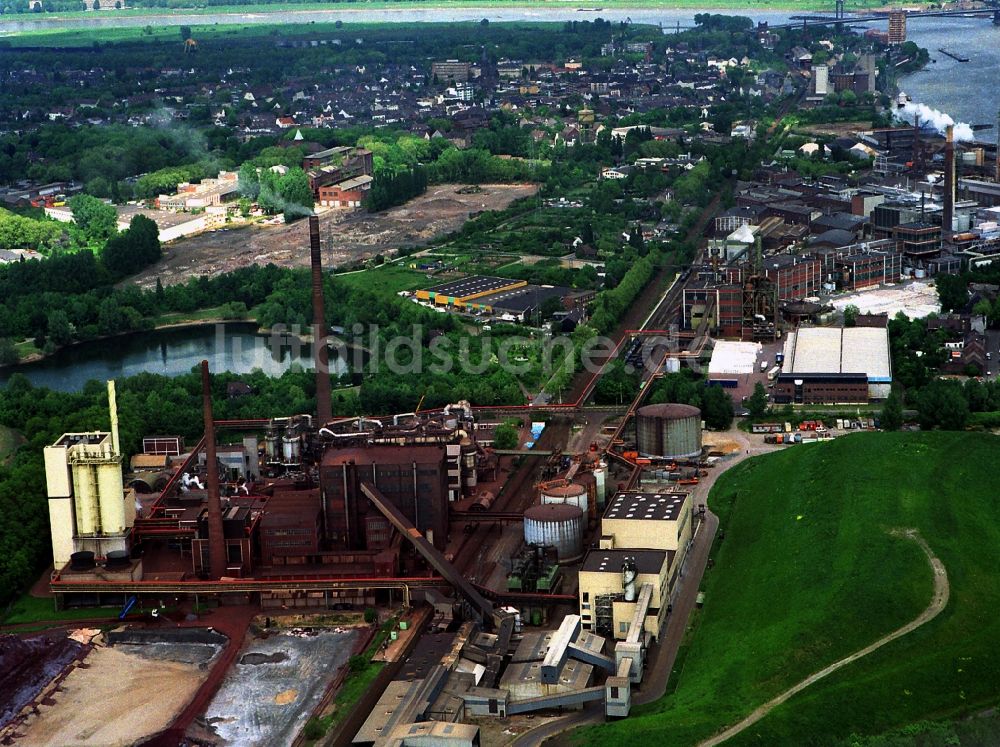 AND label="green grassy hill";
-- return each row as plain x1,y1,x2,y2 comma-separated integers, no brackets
573,432,1000,746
